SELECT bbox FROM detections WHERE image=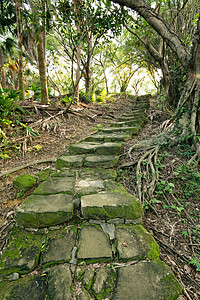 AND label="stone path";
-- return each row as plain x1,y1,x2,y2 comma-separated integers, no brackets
0,95,182,299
